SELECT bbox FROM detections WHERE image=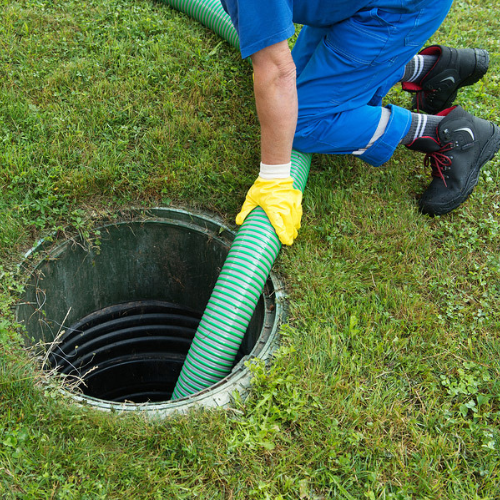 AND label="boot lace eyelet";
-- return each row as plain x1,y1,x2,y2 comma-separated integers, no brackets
423,142,454,188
